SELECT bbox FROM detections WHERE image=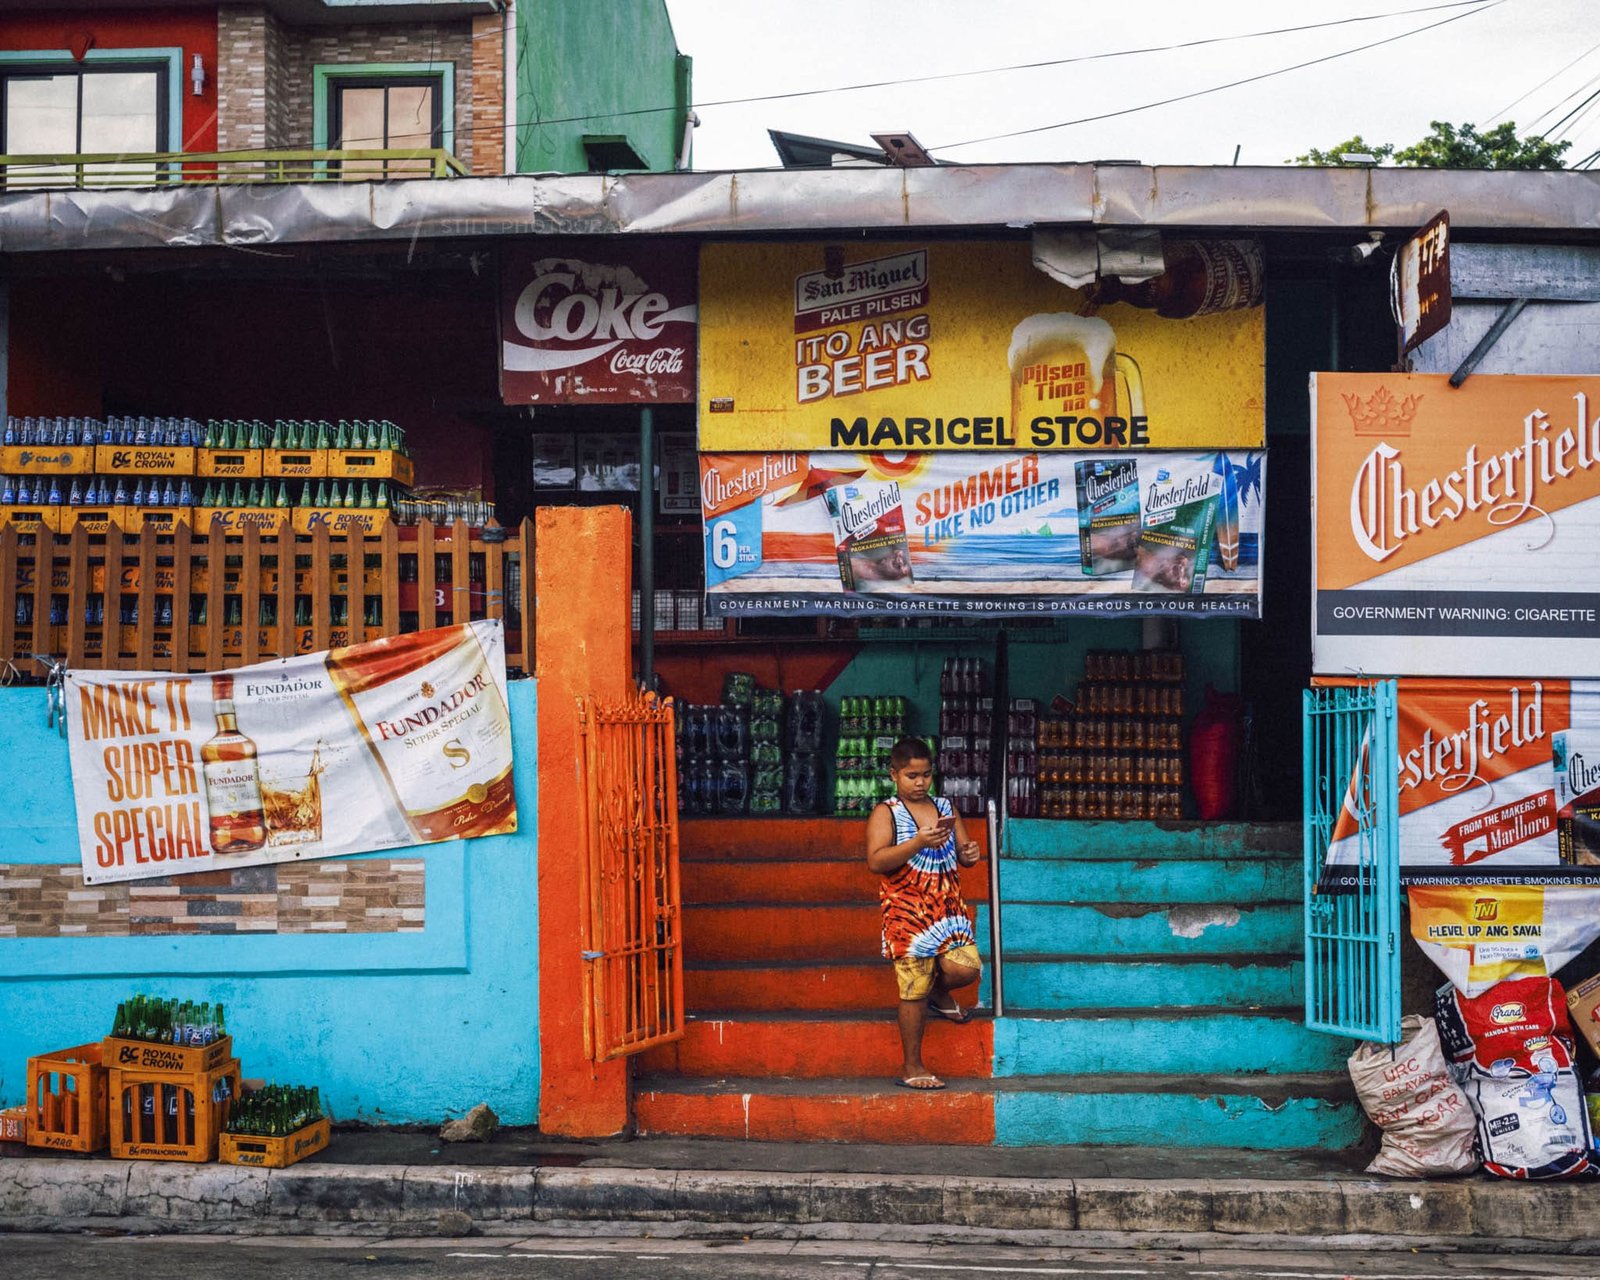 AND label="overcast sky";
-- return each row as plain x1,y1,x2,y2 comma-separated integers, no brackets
663,0,1600,171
